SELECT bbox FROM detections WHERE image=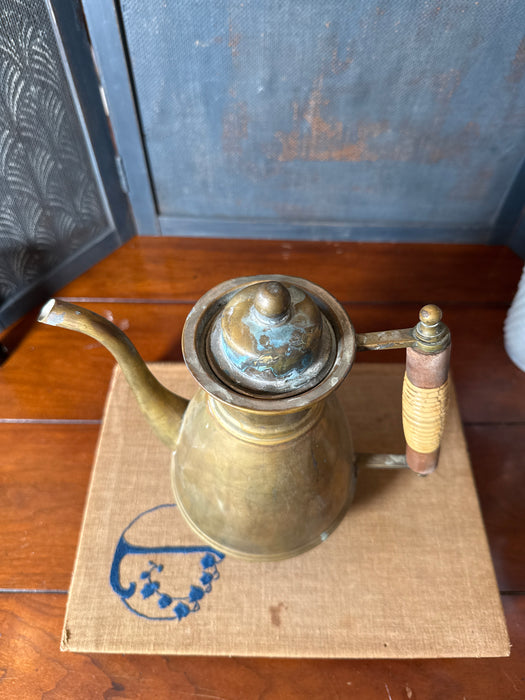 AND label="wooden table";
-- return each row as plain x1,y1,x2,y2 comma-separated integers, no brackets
1,238,524,699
